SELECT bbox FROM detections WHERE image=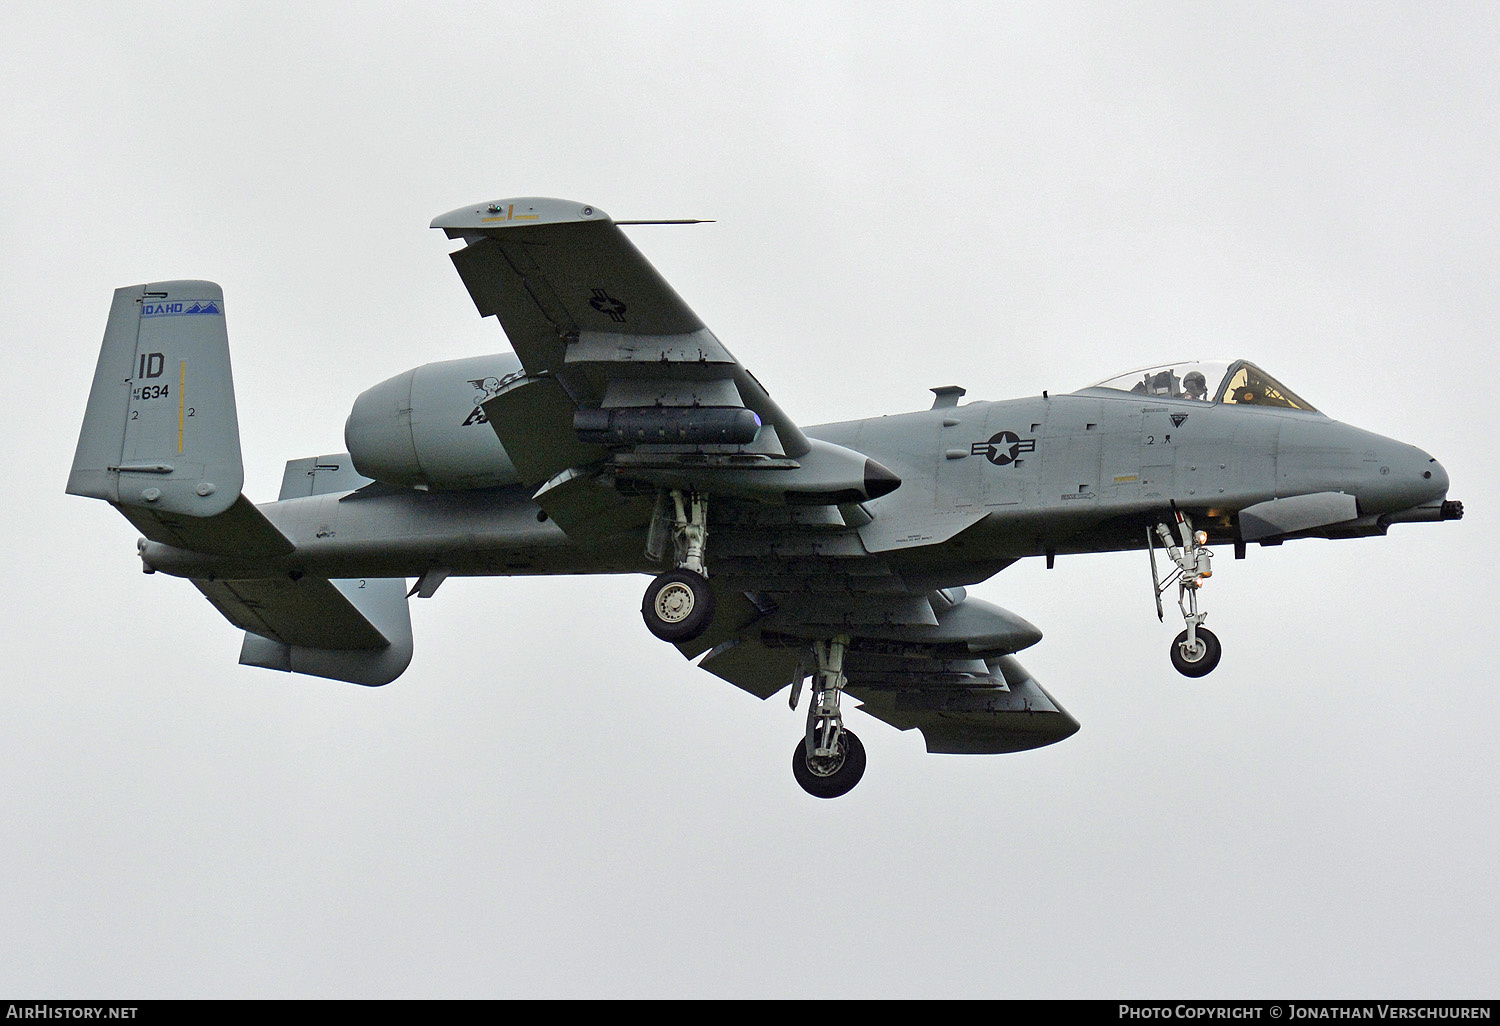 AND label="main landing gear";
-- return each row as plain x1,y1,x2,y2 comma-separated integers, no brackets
1149,508,1222,677
637,493,866,797
788,635,866,798
641,490,716,643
